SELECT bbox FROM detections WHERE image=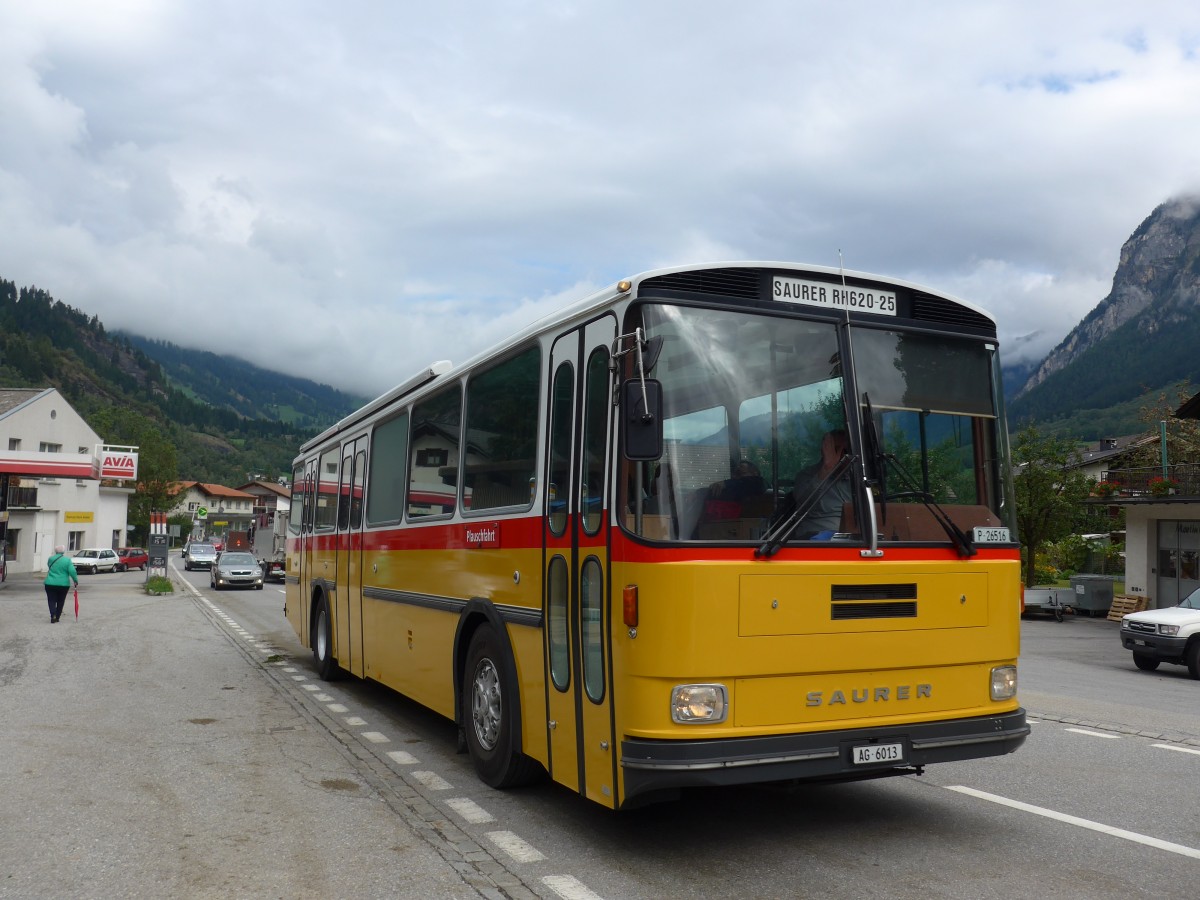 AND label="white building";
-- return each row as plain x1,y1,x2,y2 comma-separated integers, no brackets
0,388,134,575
